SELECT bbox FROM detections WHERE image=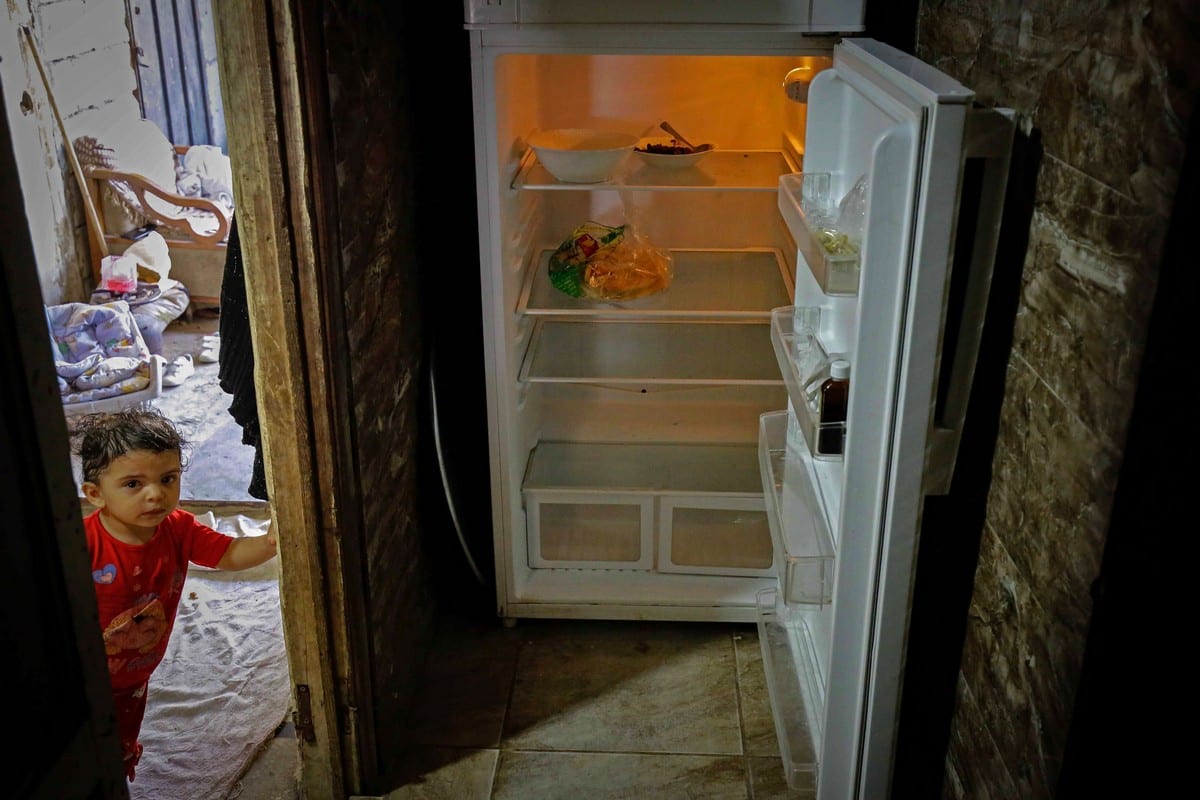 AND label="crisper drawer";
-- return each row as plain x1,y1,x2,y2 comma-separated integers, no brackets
523,441,770,575
658,495,775,577
526,492,654,569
